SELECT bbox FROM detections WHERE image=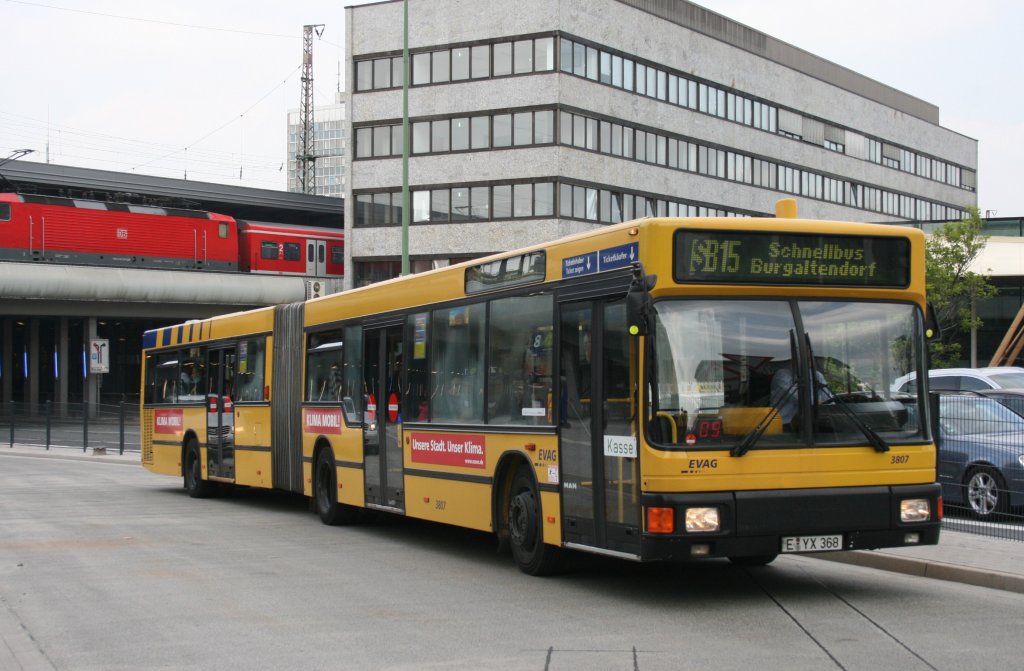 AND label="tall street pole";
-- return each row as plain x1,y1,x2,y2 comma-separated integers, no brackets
401,0,411,275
